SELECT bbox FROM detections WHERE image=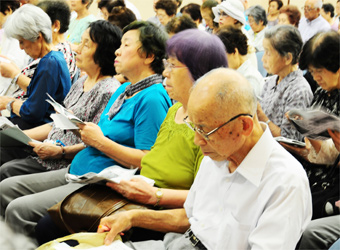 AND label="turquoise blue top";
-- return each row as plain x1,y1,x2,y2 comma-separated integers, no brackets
69,82,172,175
